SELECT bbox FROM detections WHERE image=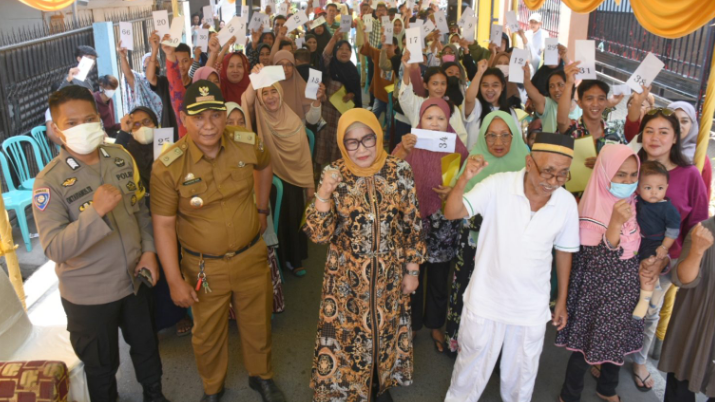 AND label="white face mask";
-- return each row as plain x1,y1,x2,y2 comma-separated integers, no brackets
102,88,116,99
61,122,105,155
132,126,154,144
497,64,509,78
